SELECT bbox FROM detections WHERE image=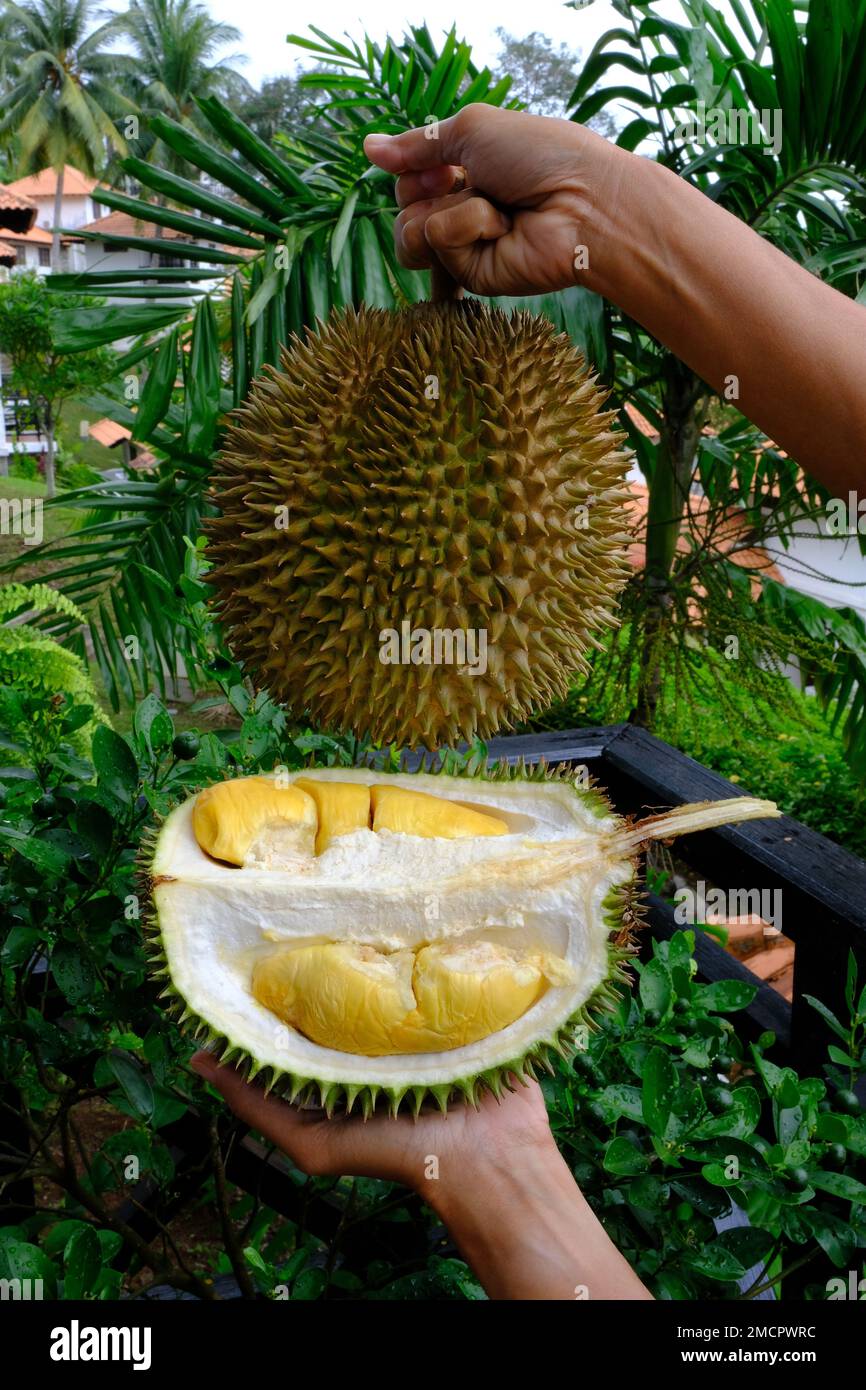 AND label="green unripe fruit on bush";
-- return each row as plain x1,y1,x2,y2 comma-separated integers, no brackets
644,1009,661,1027
34,792,58,819
836,1089,862,1115
825,1143,847,1168
788,1166,810,1189
674,998,690,1015
172,732,201,761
